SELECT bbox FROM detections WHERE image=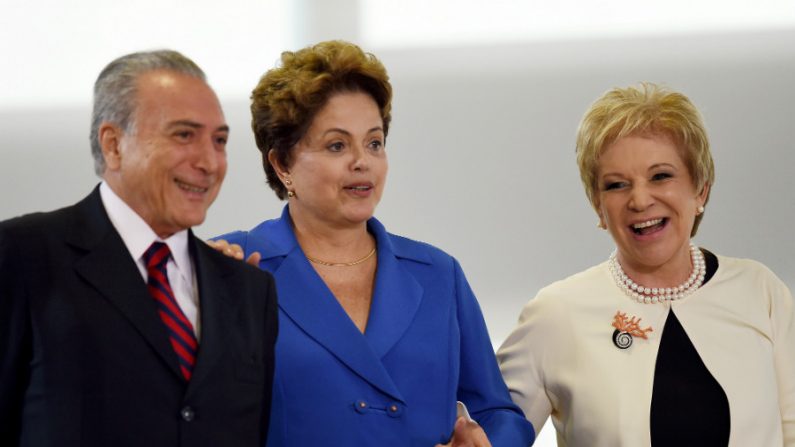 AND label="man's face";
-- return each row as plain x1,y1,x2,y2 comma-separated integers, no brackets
102,70,228,237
